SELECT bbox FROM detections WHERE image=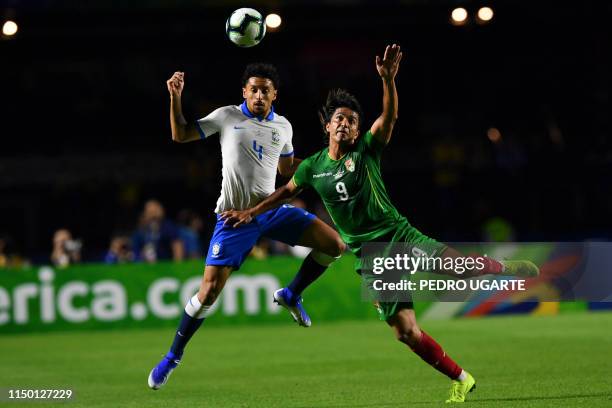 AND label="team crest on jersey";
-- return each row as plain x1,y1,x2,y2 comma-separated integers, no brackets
344,158,355,172
212,242,221,257
271,129,281,145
